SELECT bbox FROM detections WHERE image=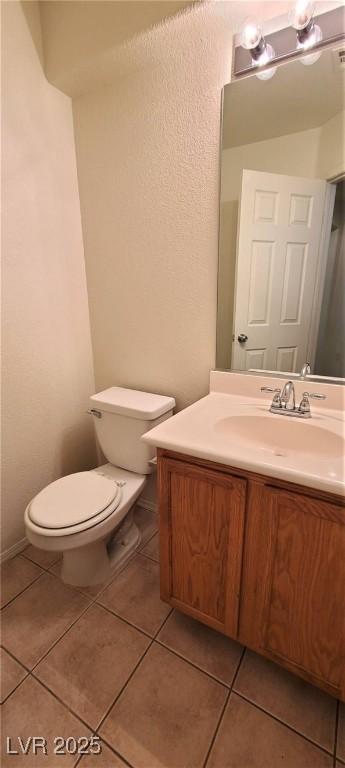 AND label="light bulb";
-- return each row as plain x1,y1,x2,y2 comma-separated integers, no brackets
298,23,323,64
255,43,277,80
297,22,322,50
289,0,322,66
239,16,277,80
240,18,263,51
289,0,315,31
